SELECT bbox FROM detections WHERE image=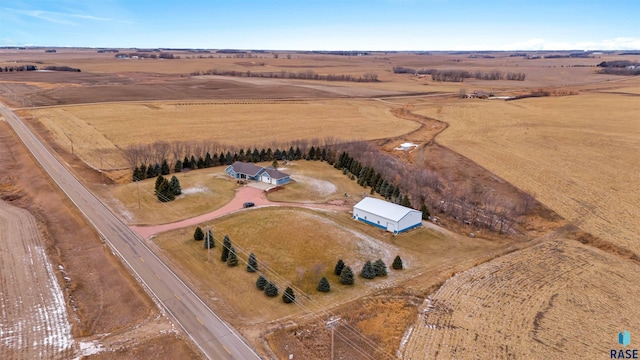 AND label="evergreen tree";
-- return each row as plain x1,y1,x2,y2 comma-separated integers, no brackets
260,148,267,161
238,148,245,161
204,230,214,248
197,156,205,169
360,260,376,279
266,148,273,161
182,156,190,169
132,166,140,182
282,287,295,303
294,147,302,160
252,148,260,162
190,156,197,169
224,151,233,165
401,194,412,208
274,149,282,160
221,235,231,262
320,148,327,161
256,275,267,290
247,253,258,272
264,282,278,297
392,255,403,270
339,266,354,285
334,259,345,276
317,277,331,292
374,259,388,277
174,160,183,173
146,164,156,178
139,164,147,179
155,175,165,192
227,246,238,267
170,176,182,195
153,163,161,177
272,159,279,170
287,146,295,160
155,177,175,202
160,159,170,175
420,203,430,220
204,152,212,167
212,153,219,166
308,146,316,160
194,227,204,241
